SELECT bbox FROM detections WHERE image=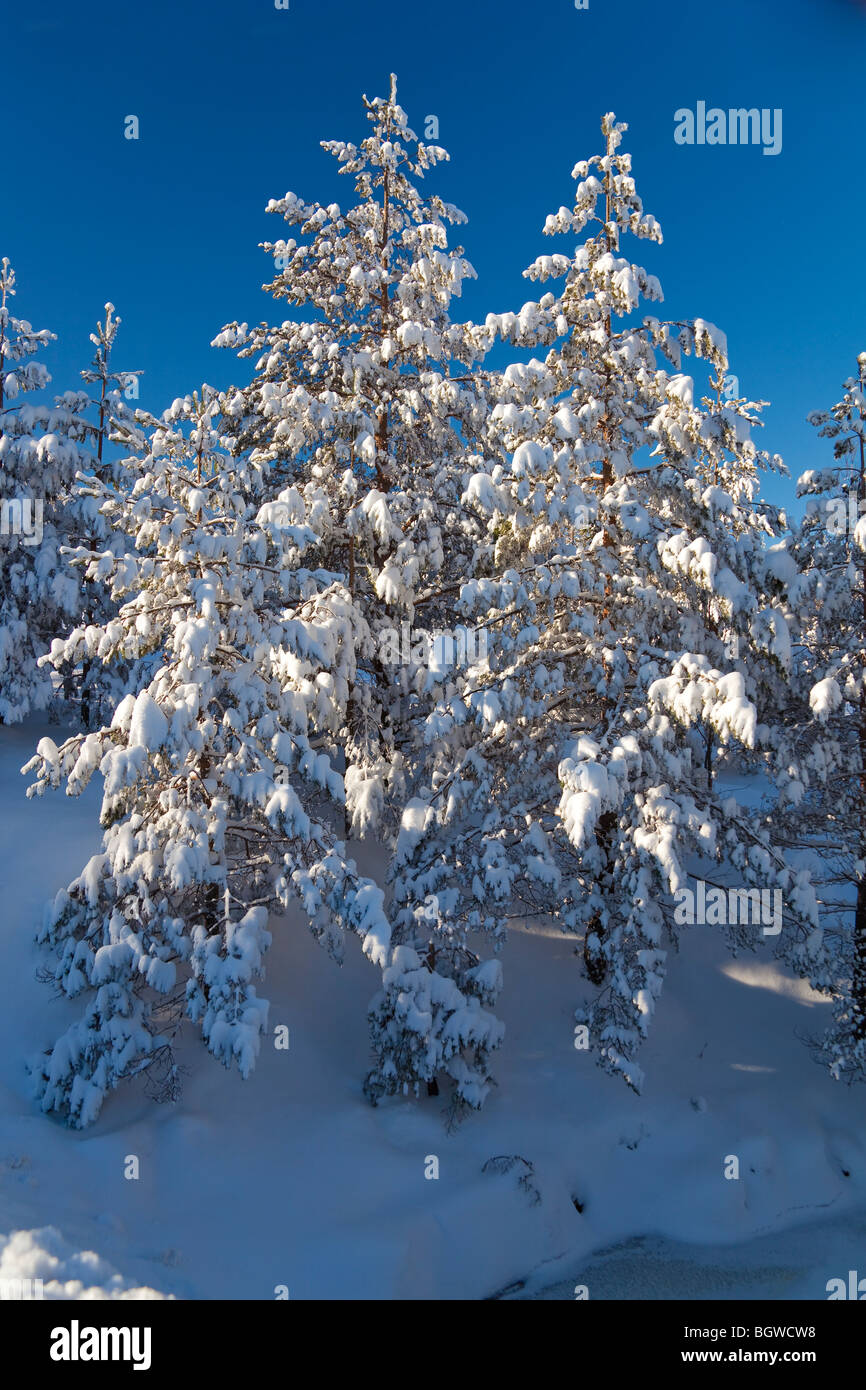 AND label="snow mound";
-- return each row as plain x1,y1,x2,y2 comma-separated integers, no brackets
0,1227,170,1300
